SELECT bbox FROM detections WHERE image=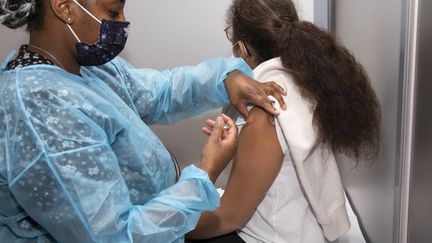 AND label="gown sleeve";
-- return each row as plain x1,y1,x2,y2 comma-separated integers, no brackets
112,56,253,125
6,82,220,243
